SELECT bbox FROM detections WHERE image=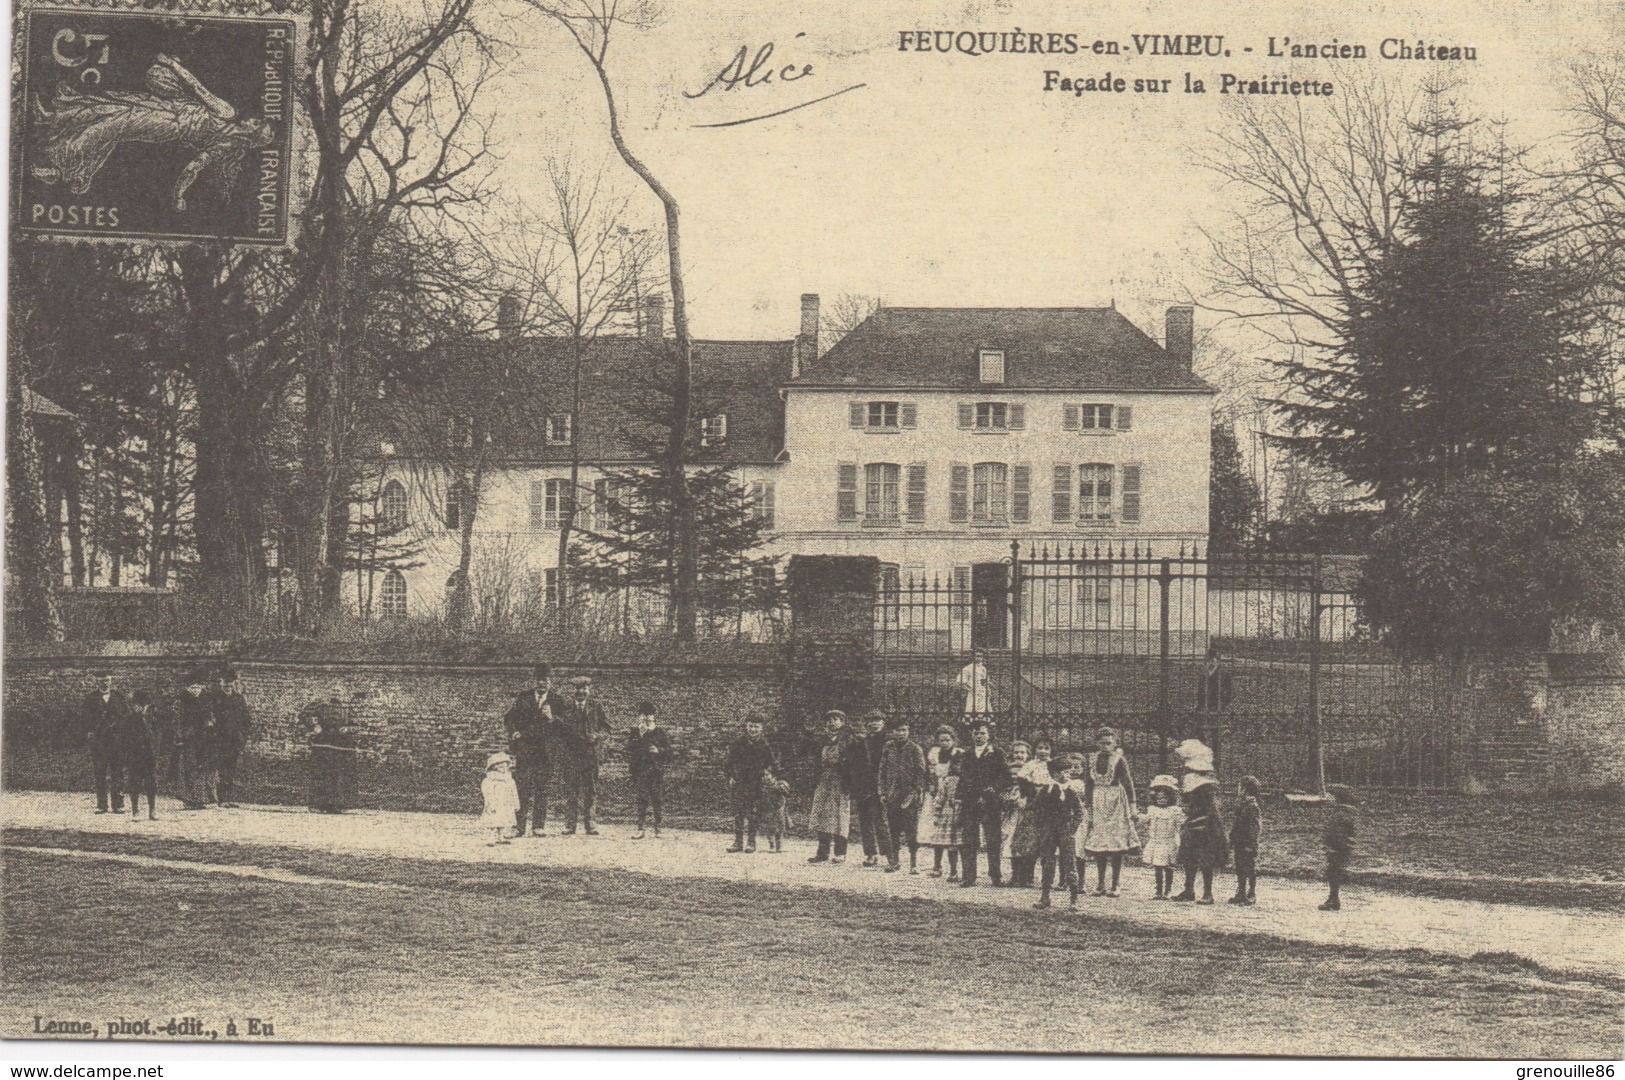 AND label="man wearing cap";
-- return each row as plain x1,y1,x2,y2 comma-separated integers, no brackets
120,689,164,820
957,720,1008,887
82,673,130,814
560,675,612,835
173,671,220,810
877,717,928,873
502,664,559,836
211,667,254,808
850,710,893,868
